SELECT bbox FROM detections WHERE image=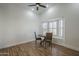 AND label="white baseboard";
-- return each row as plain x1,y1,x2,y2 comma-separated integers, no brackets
0,39,34,49
53,42,79,51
